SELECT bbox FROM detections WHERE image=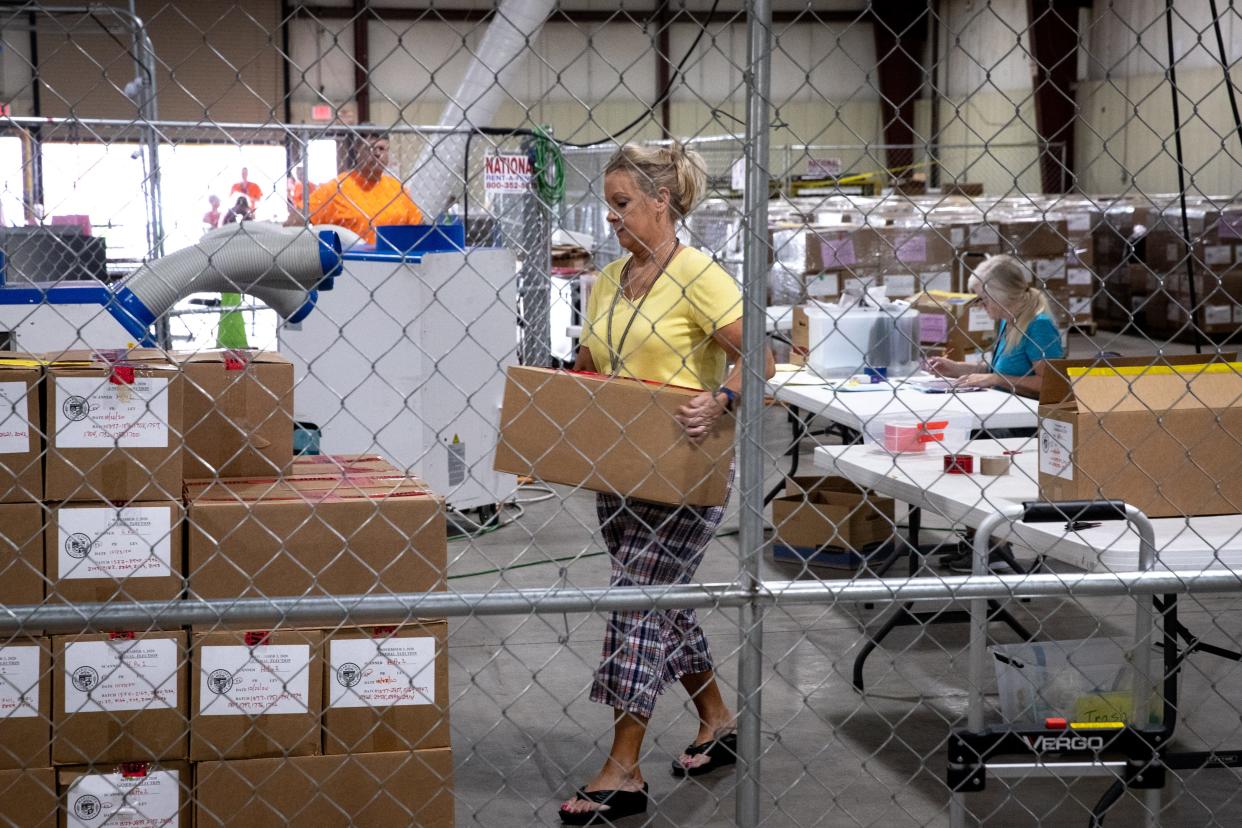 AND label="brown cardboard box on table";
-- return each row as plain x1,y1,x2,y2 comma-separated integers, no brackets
0,356,42,502
43,350,182,502
771,476,896,568
0,638,50,770
322,621,450,754
913,291,997,360
493,367,735,507
193,749,454,827
0,502,44,608
1037,355,1242,518
45,501,184,606
190,629,322,761
186,475,445,605
172,350,294,479
0,768,55,826
59,761,189,827
52,631,187,765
